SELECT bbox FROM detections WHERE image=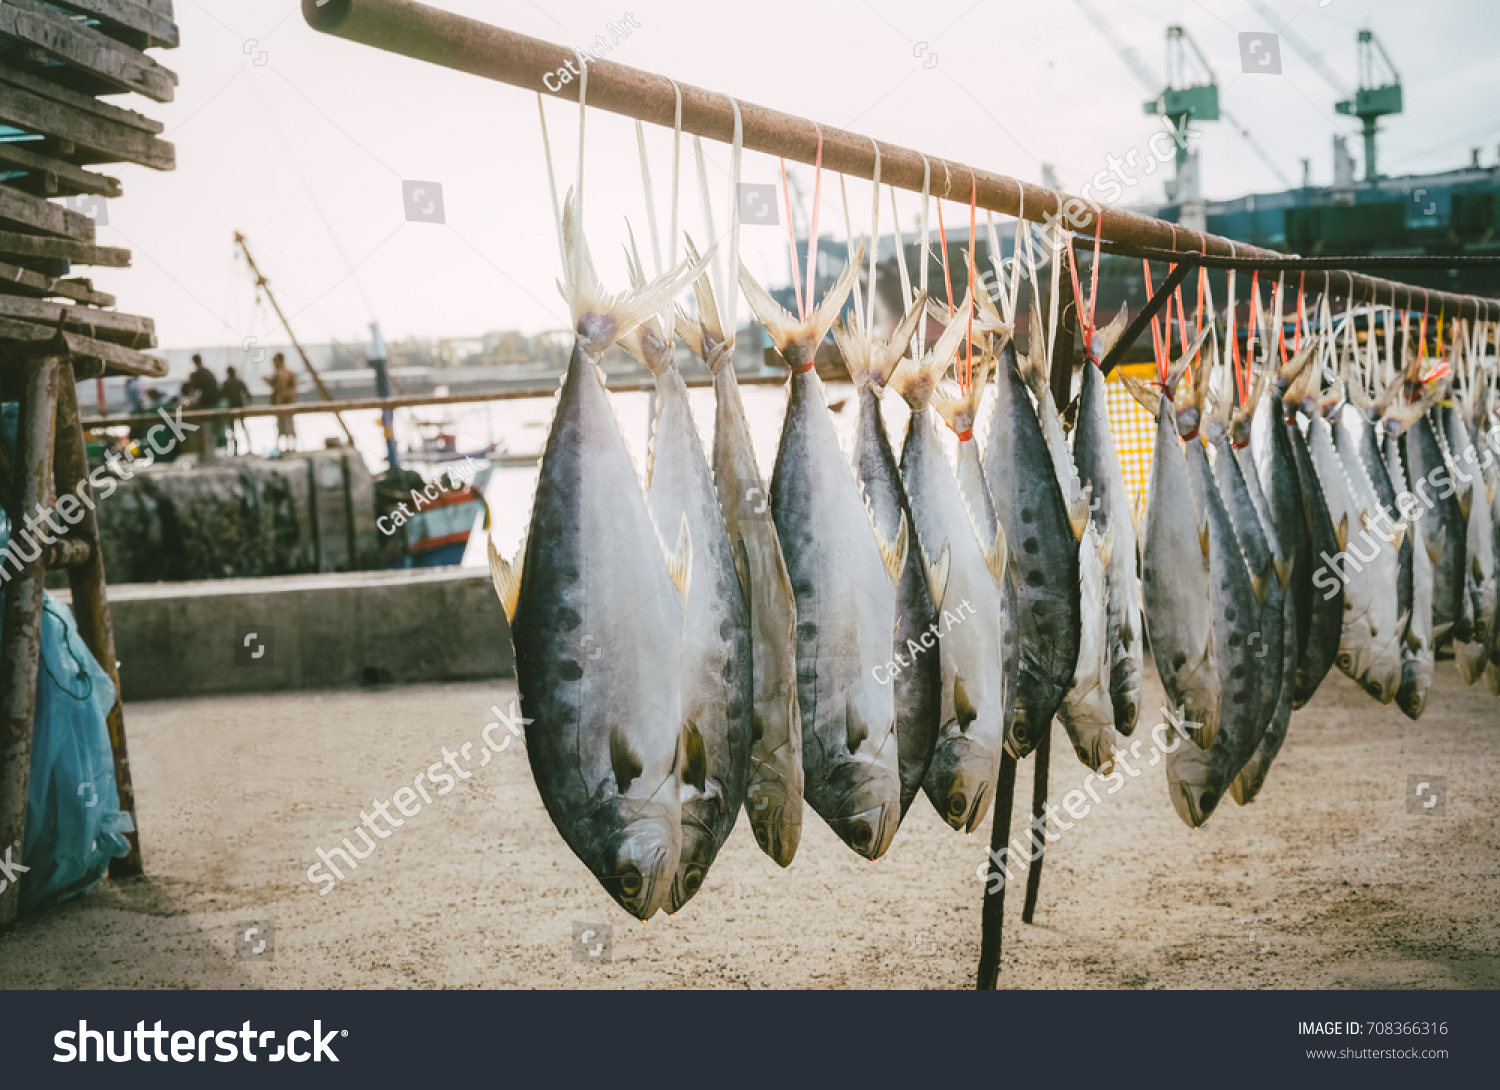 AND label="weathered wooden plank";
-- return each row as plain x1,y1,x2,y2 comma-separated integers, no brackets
0,185,95,240
0,316,166,376
0,137,123,197
0,0,177,102
45,0,180,51
0,258,116,305
0,297,154,347
0,81,174,170
0,62,165,133
0,228,130,268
